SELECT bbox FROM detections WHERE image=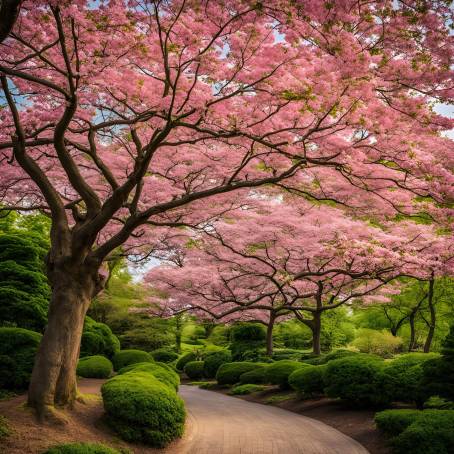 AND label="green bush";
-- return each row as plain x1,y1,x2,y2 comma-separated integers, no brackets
203,350,232,378
77,355,113,379
424,396,454,410
239,365,268,384
324,355,389,407
102,371,185,447
117,361,179,391
184,361,205,380
112,349,153,371
352,329,402,357
81,317,120,359
230,384,266,395
0,327,42,389
150,348,179,363
43,443,123,454
272,348,304,361
0,416,10,438
264,360,306,389
310,349,359,365
216,362,258,385
289,365,326,396
375,410,454,454
176,352,198,371
229,323,266,361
